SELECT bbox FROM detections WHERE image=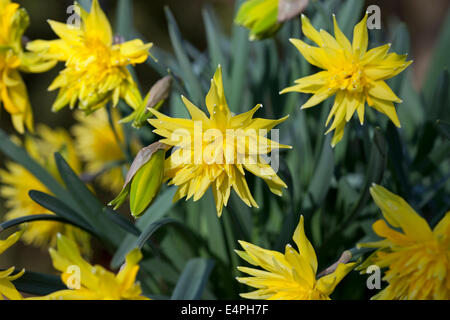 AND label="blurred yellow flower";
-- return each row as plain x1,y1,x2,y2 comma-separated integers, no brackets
0,232,24,300
0,125,90,253
0,0,56,133
281,14,412,146
72,108,141,194
358,185,450,300
148,66,291,217
26,0,151,114
236,215,355,299
32,234,149,300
